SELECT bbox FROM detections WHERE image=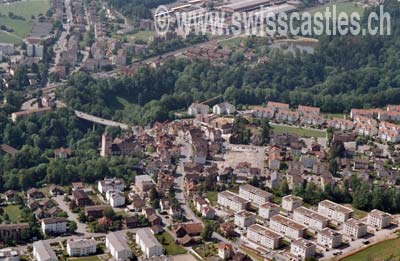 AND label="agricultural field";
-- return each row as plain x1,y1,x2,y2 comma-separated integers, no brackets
0,0,50,44
342,236,400,261
271,123,326,138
